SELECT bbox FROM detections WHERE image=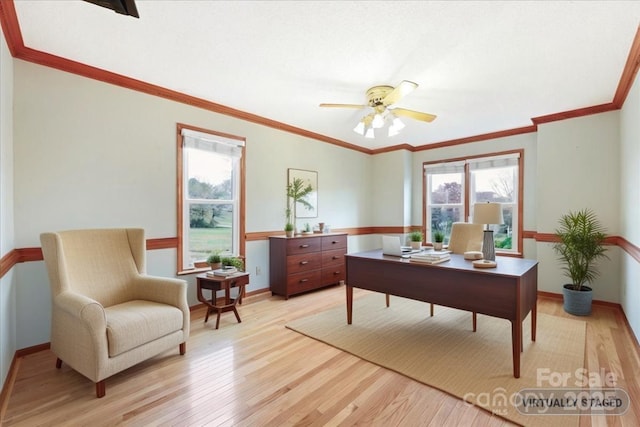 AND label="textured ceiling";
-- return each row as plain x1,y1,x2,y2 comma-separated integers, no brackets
12,1,640,150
